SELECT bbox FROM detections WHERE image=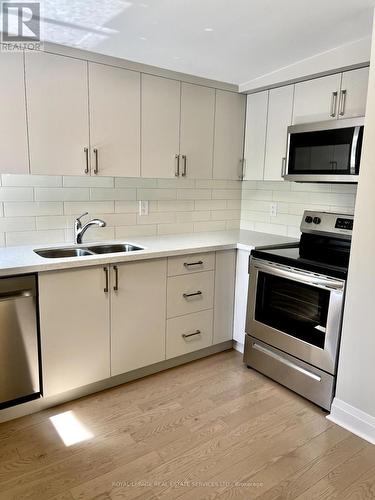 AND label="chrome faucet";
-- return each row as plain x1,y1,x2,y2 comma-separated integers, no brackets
74,212,106,244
